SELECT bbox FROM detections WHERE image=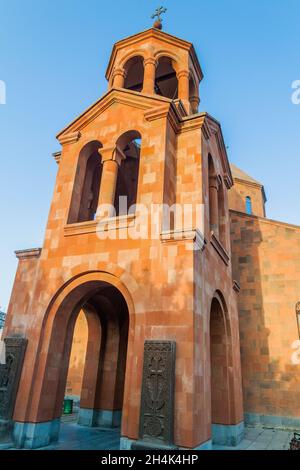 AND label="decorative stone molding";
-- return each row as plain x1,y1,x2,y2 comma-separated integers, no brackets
143,57,158,67
112,67,127,88
233,280,241,293
105,28,203,84
64,214,136,237
98,146,125,166
56,89,183,141
176,69,190,80
210,232,230,266
161,228,206,251
52,151,61,164
58,131,81,146
144,104,181,134
112,67,127,78
15,248,42,260
172,99,188,118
